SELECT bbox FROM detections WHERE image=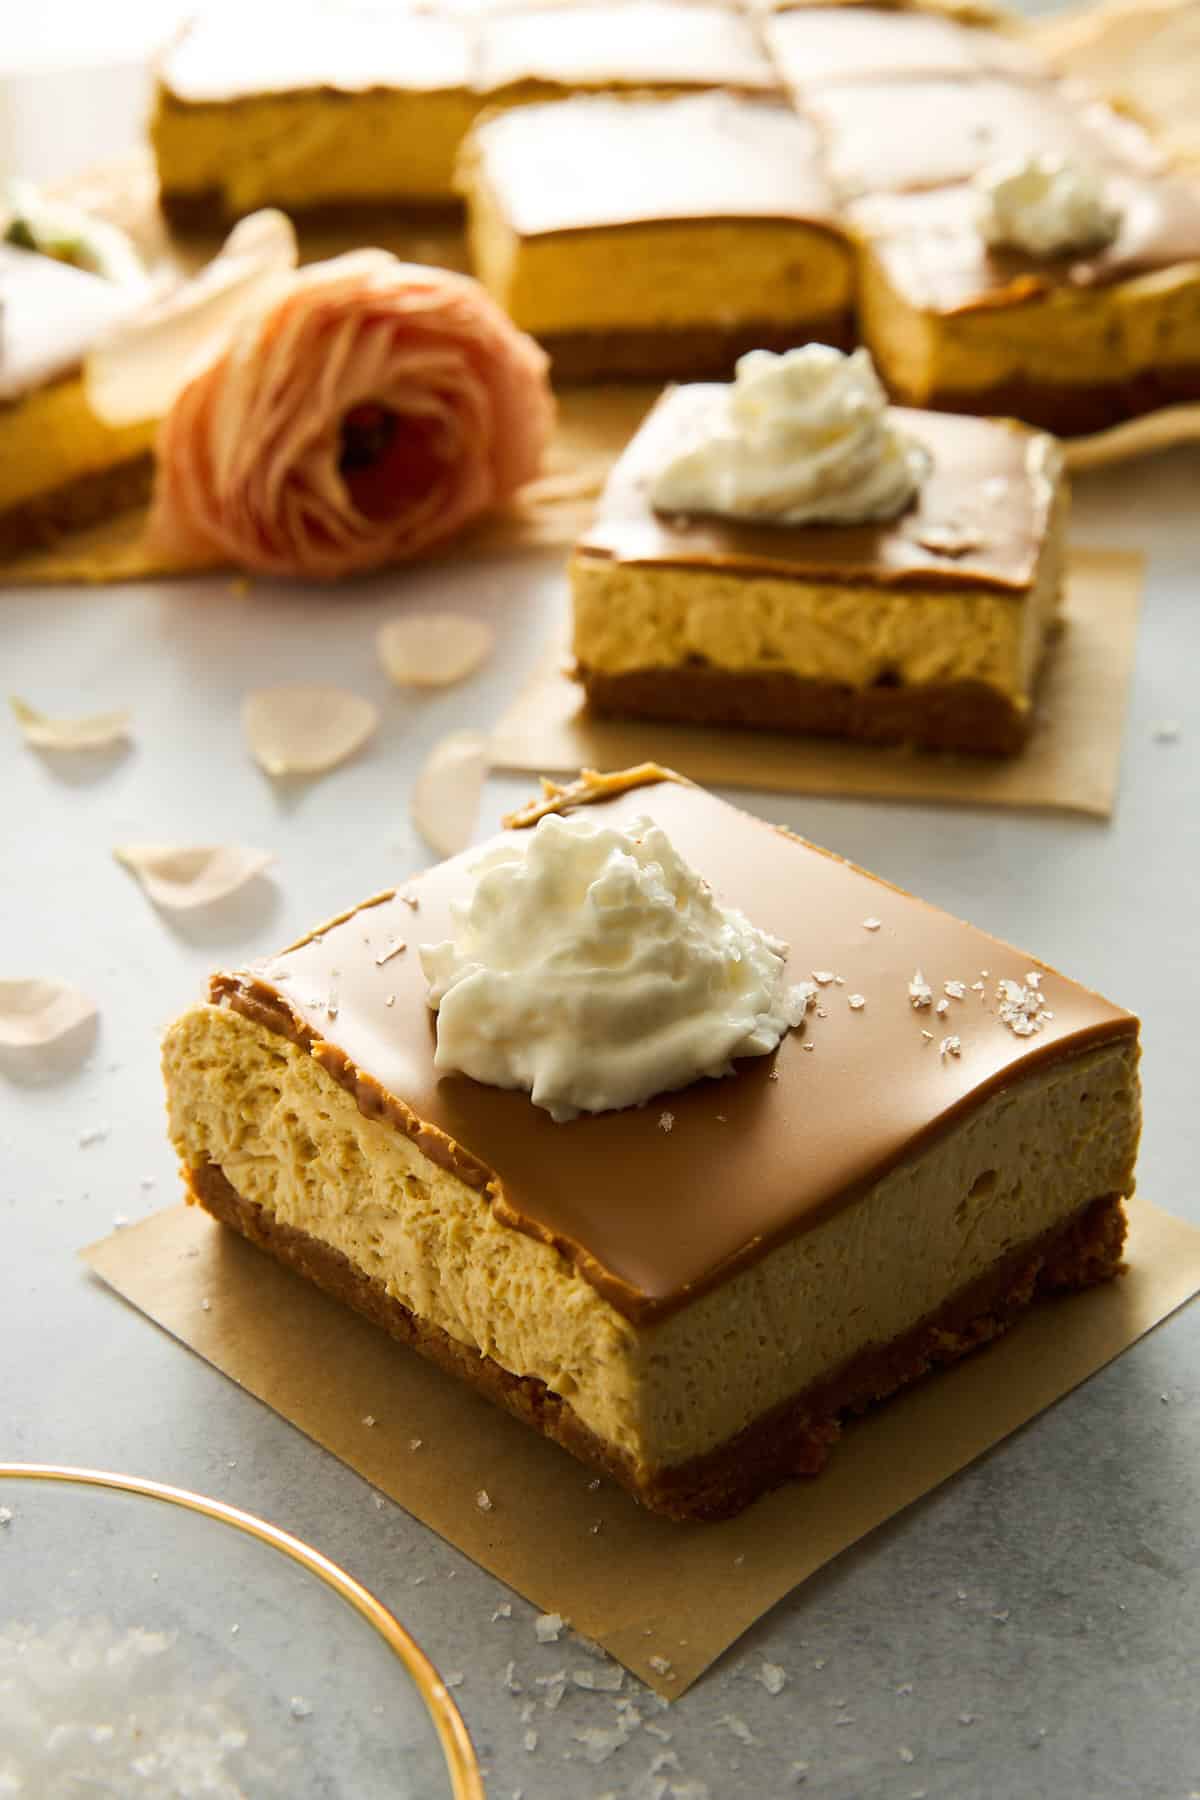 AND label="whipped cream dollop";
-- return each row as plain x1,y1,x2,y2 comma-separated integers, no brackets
648,345,929,527
420,810,811,1122
976,154,1122,258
